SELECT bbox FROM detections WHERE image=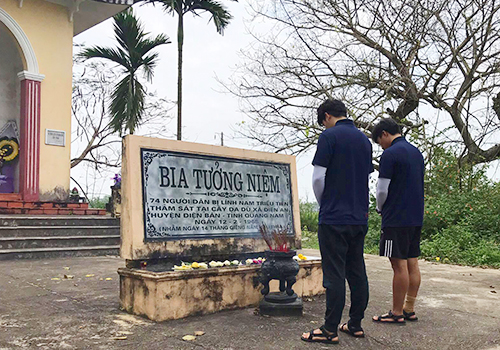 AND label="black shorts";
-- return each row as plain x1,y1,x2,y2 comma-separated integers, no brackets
379,226,421,259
